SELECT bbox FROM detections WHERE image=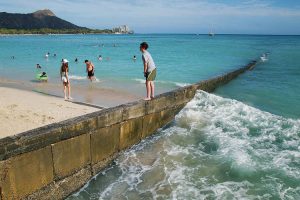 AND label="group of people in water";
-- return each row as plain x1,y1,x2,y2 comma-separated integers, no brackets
36,42,156,101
